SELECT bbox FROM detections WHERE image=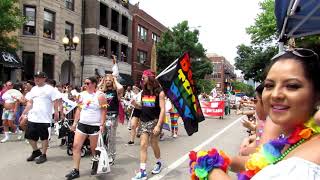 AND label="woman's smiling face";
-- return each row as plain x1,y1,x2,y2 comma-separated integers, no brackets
262,59,316,131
